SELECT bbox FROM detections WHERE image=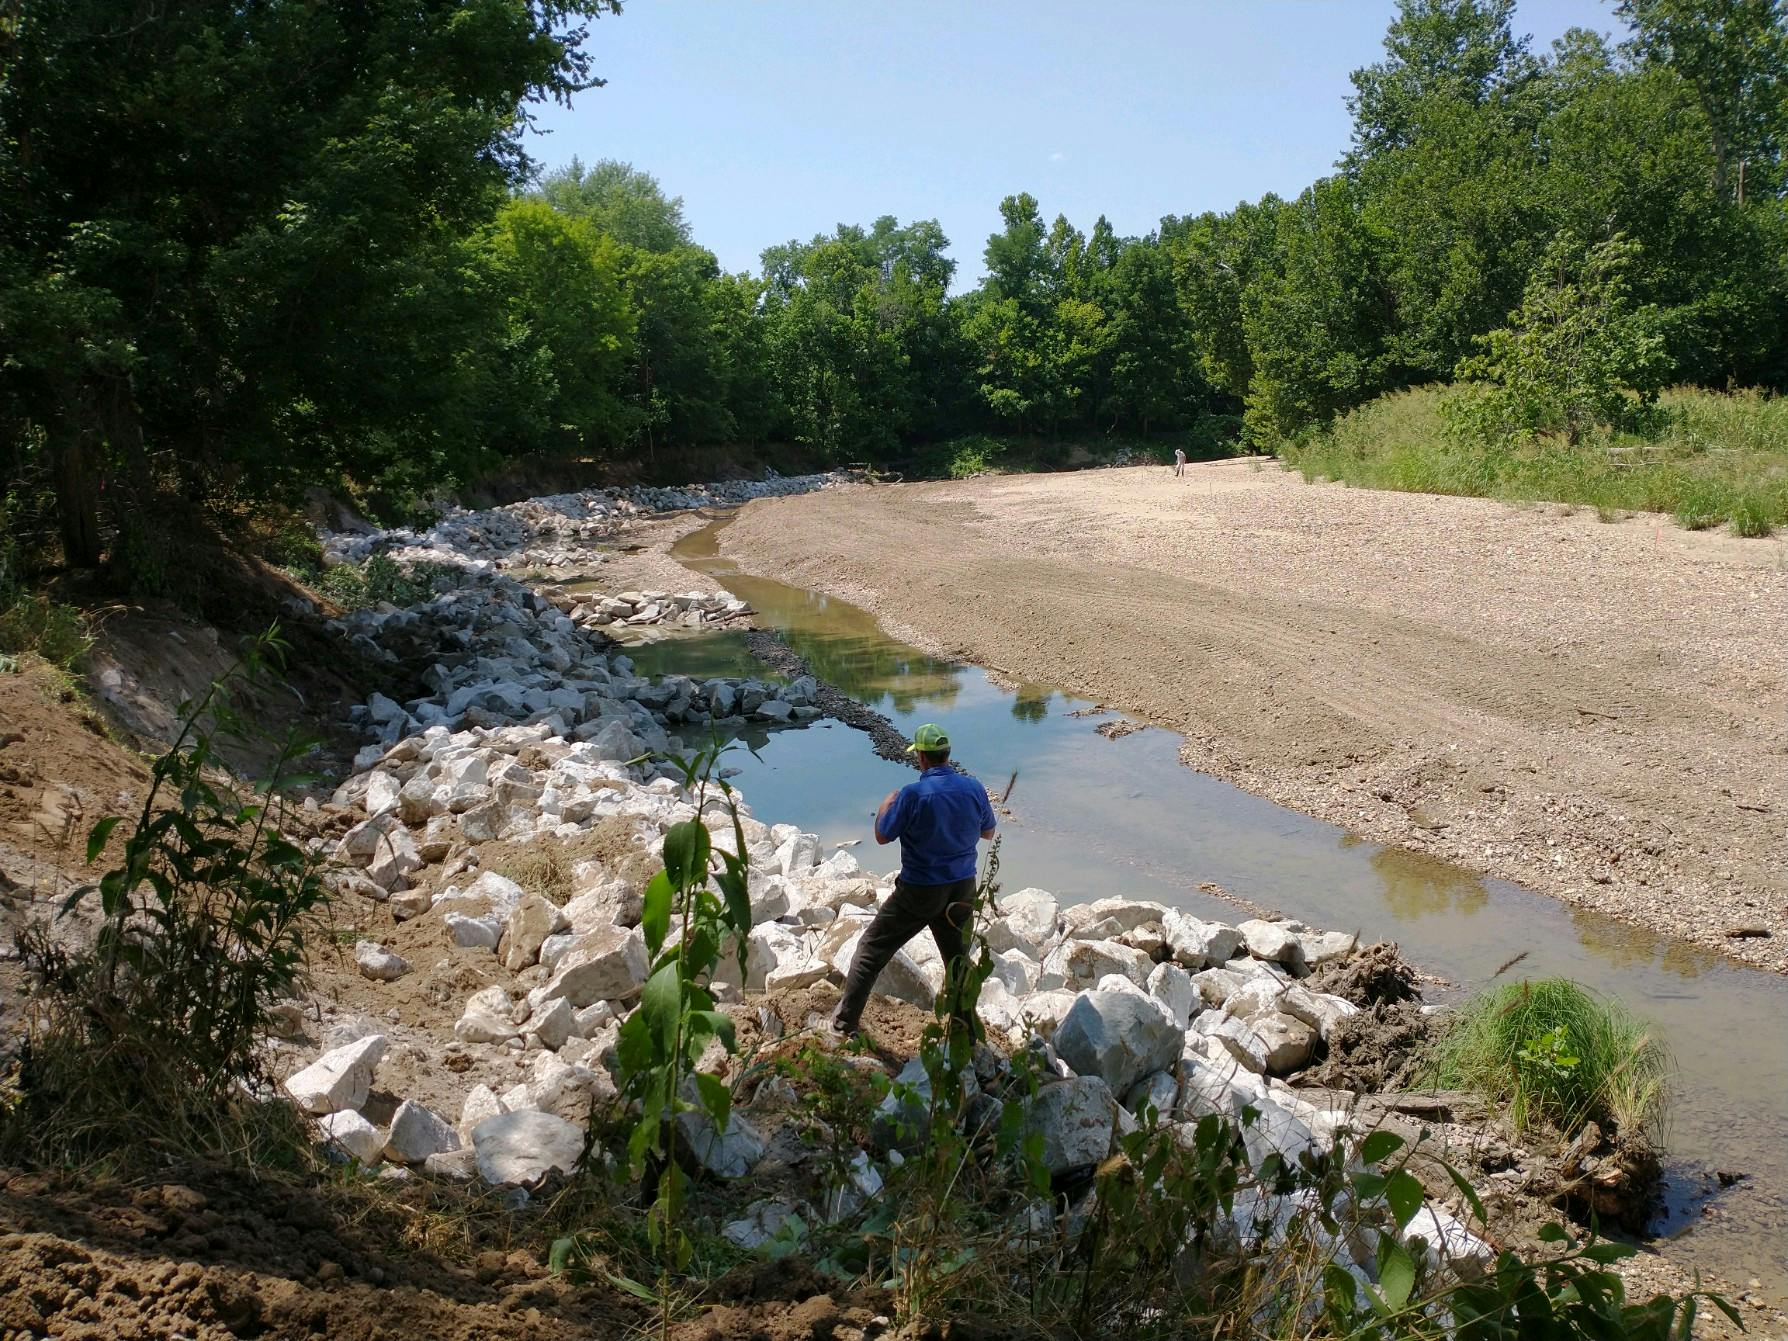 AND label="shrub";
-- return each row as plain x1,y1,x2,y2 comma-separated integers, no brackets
315,552,453,611
1443,234,1669,449
940,435,1005,479
1423,979,1672,1138
4,628,330,1162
